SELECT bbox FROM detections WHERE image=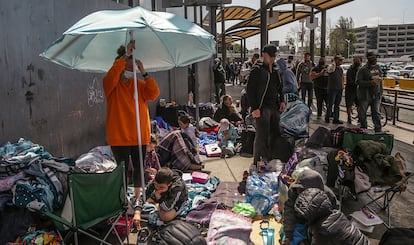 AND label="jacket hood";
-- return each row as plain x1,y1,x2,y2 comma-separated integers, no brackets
291,168,324,191
277,58,287,72
294,188,333,223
